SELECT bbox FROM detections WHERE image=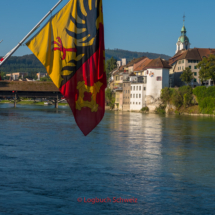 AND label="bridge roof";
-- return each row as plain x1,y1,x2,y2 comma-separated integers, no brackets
0,81,59,92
